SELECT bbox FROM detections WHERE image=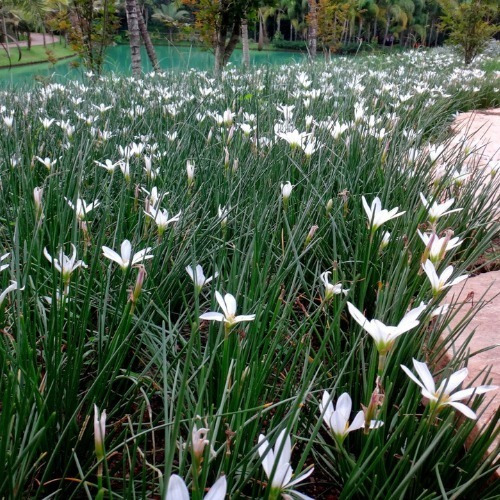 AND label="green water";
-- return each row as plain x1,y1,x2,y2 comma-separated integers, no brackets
1,44,305,87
